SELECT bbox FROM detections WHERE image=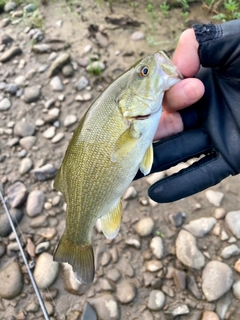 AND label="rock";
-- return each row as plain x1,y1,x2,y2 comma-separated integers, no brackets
225,211,240,239
116,281,136,304
43,126,56,139
0,262,23,299
183,217,217,237
131,31,145,41
62,263,89,295
173,269,186,290
75,76,89,91
24,3,37,12
186,275,202,299
25,301,39,313
170,304,189,317
23,86,41,103
201,311,220,320
34,252,59,289
147,290,165,311
52,132,64,143
234,258,240,273
32,163,57,181
1,18,11,28
49,76,63,91
48,53,70,77
26,190,45,217
214,207,226,219
0,208,23,237
0,97,11,111
95,32,109,47
30,215,48,228
150,236,164,259
64,114,78,127
35,241,50,255
82,302,97,320
1,34,14,45
4,2,17,12
125,237,141,249
202,261,233,301
19,136,37,150
44,107,60,123
162,285,174,297
216,293,231,319
123,186,137,200
0,46,22,62
106,268,121,283
145,260,163,272
135,217,154,237
14,121,35,137
176,230,205,269
6,181,27,208
62,64,74,77
88,294,120,320
87,61,105,74
205,190,224,206
19,157,33,174
233,280,240,300
220,244,240,259
169,211,185,227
